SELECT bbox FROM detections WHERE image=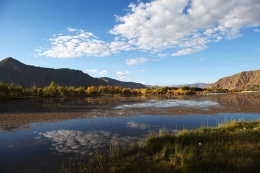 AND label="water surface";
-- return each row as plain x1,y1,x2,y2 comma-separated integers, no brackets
1,93,260,172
